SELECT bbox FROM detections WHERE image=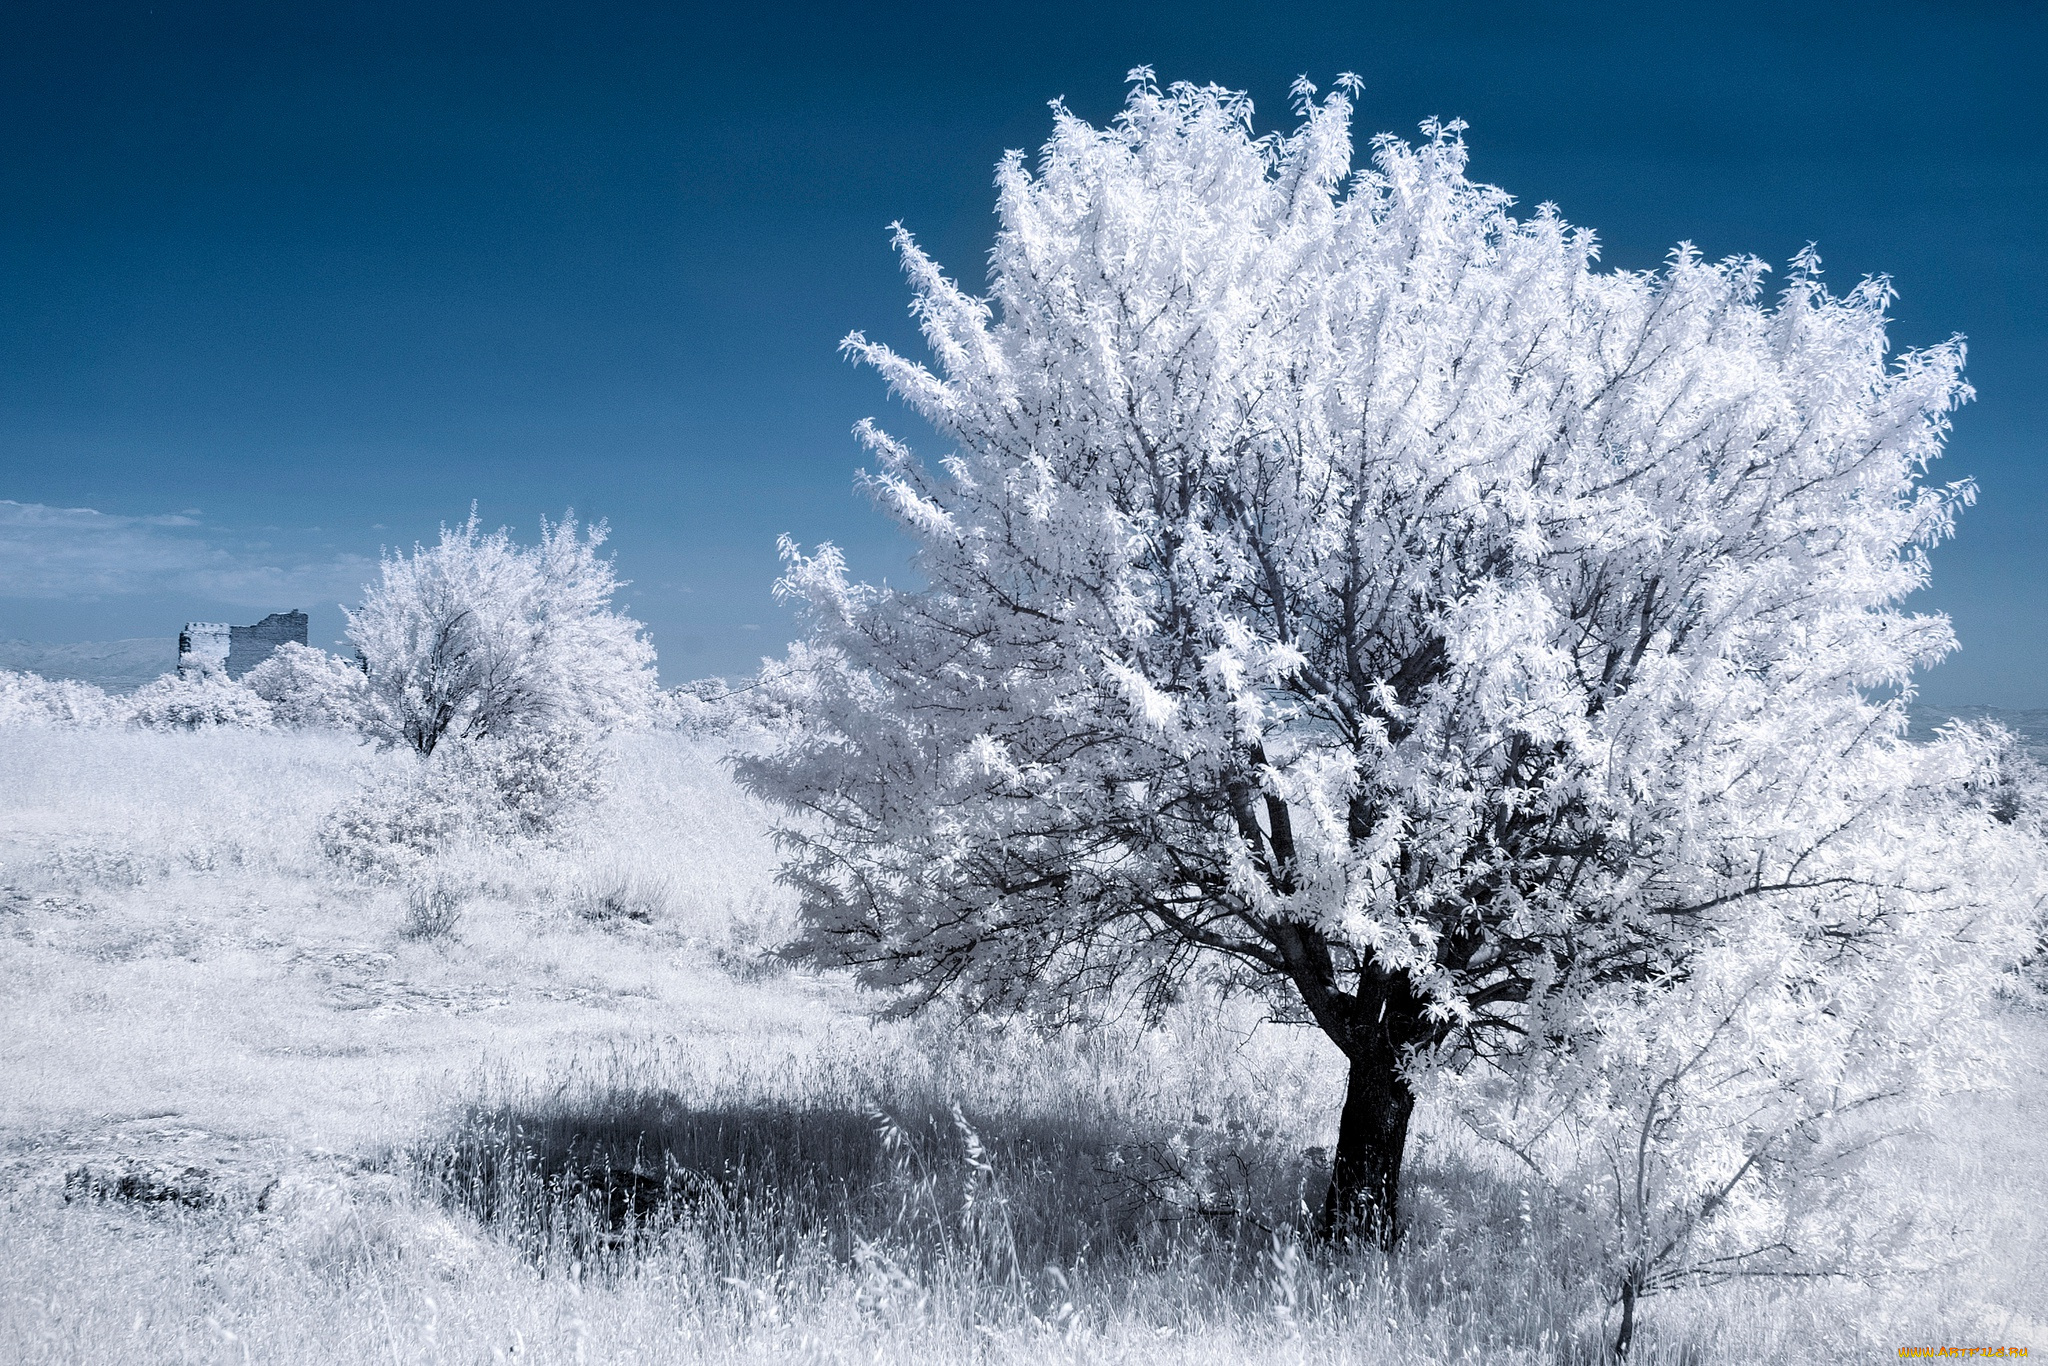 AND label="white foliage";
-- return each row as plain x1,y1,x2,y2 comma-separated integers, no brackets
127,668,274,731
319,723,608,878
345,509,657,757
1447,729,2038,1307
445,723,609,838
741,73,2040,1255
318,749,488,879
323,509,657,862
665,662,811,741
244,642,370,730
0,669,122,729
